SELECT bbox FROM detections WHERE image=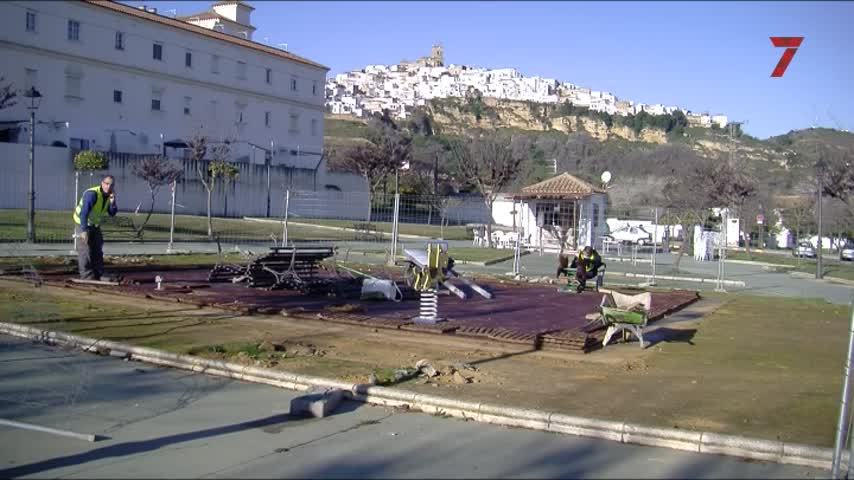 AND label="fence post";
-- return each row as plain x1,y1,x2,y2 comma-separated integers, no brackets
832,296,854,478
167,179,176,253
281,190,290,247
651,207,658,286
513,199,521,275
70,171,79,254
388,193,400,266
